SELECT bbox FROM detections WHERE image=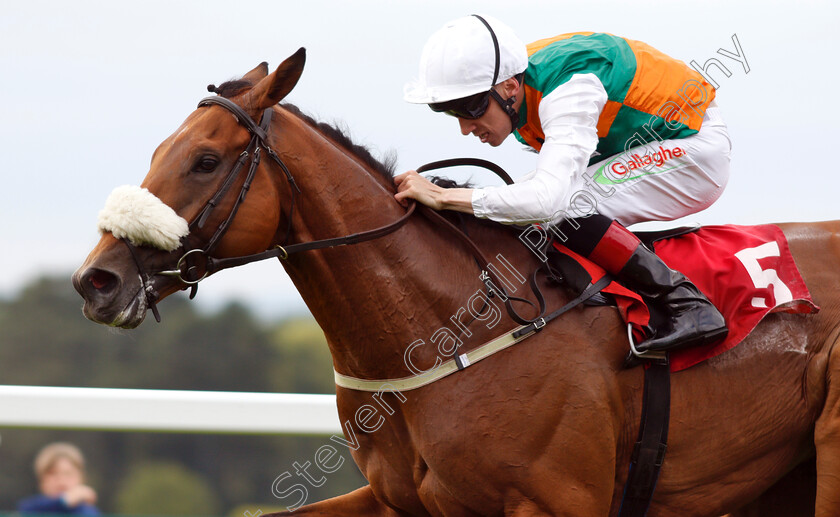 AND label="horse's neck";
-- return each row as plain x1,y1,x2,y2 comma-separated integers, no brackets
272,112,539,379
